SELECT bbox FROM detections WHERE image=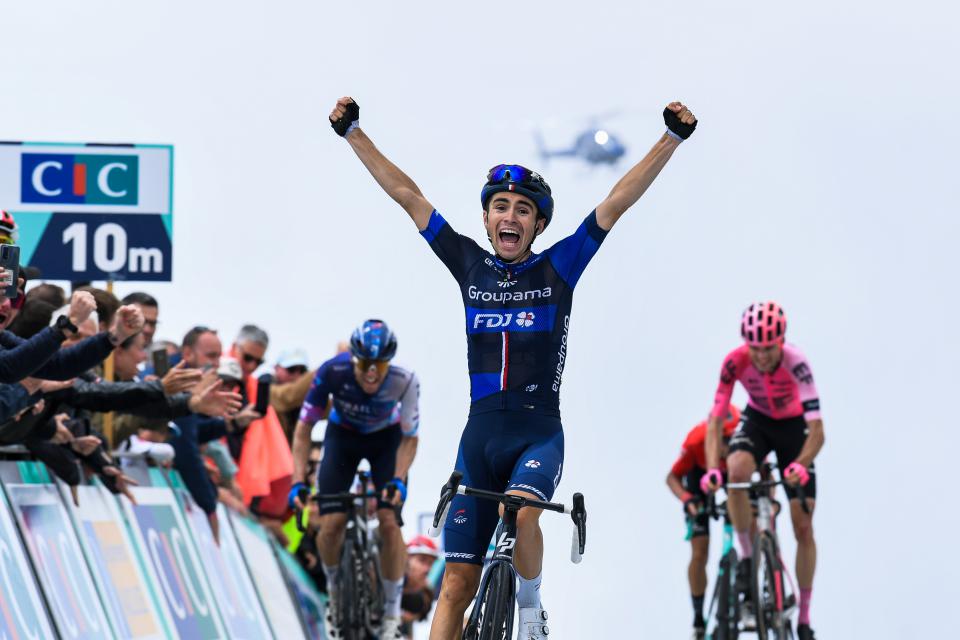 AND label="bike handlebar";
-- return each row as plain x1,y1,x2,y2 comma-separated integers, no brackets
428,471,587,563
294,486,405,533
725,475,811,514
